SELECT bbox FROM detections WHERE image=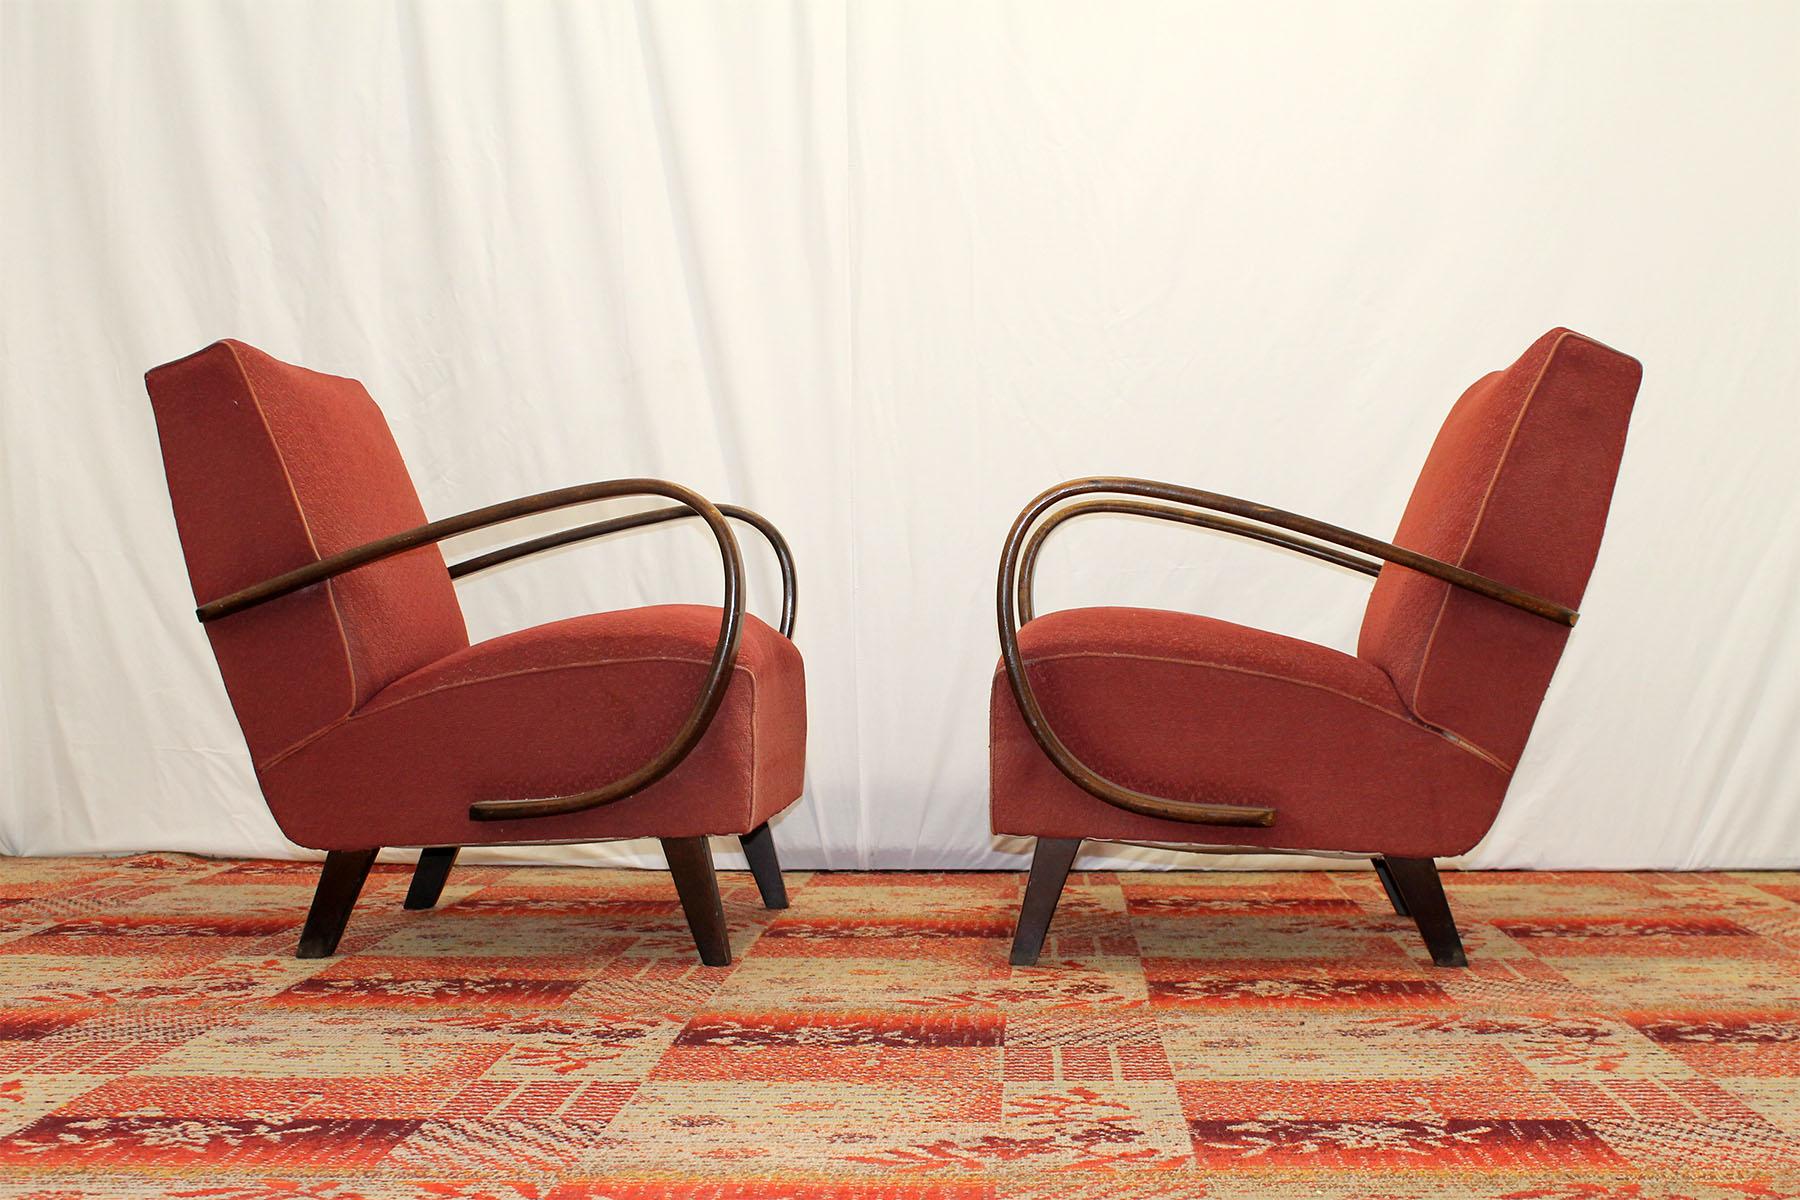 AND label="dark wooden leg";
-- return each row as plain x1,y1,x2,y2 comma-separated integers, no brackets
661,837,731,967
404,846,460,911
1009,837,1081,967
738,822,788,910
297,849,378,960
1381,857,1467,968
1372,857,1410,916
